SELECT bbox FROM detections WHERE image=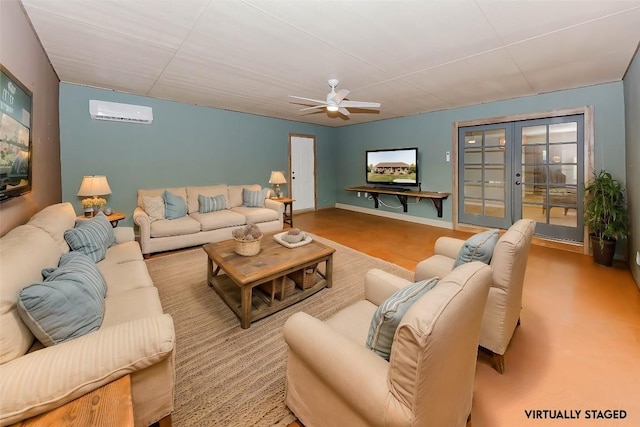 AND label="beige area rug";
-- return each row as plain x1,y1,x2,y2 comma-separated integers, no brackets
146,235,412,427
